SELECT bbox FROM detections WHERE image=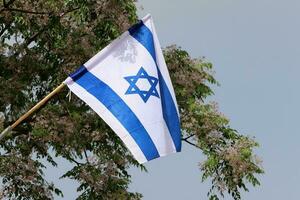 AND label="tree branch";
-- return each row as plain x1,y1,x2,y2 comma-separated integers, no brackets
1,8,51,15
68,157,84,166
59,7,80,17
24,27,46,46
1,5,80,16
182,137,201,149
84,149,90,164
182,134,195,140
13,27,47,56
6,5,80,49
